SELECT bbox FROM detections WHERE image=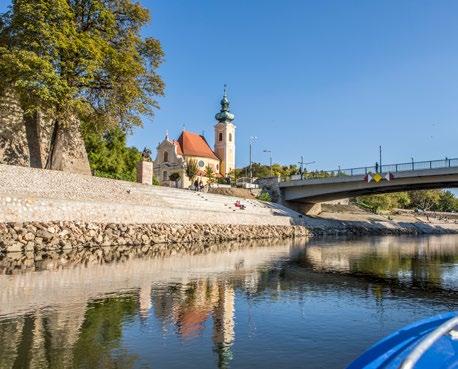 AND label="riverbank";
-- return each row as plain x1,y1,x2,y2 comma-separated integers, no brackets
309,203,458,235
2,215,457,255
0,222,308,253
0,165,457,255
